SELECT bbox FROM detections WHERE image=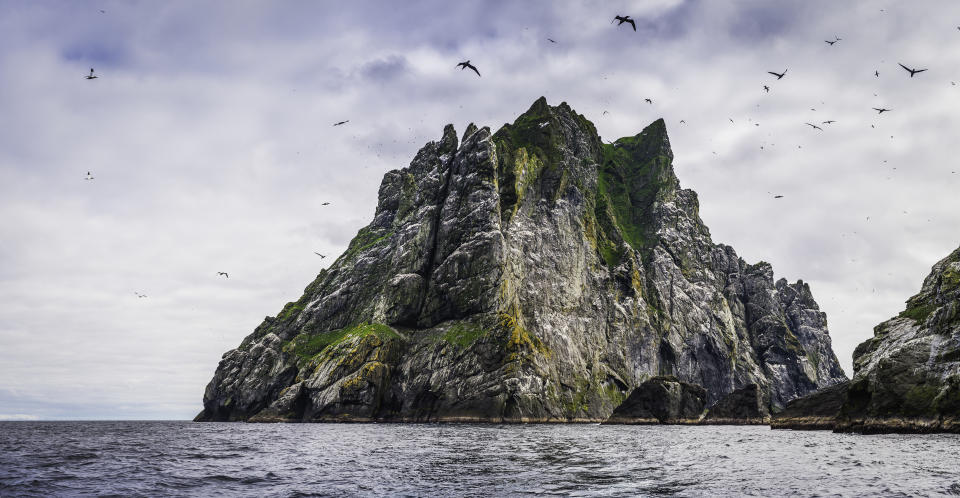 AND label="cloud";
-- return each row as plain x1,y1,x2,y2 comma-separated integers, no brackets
1,0,959,419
